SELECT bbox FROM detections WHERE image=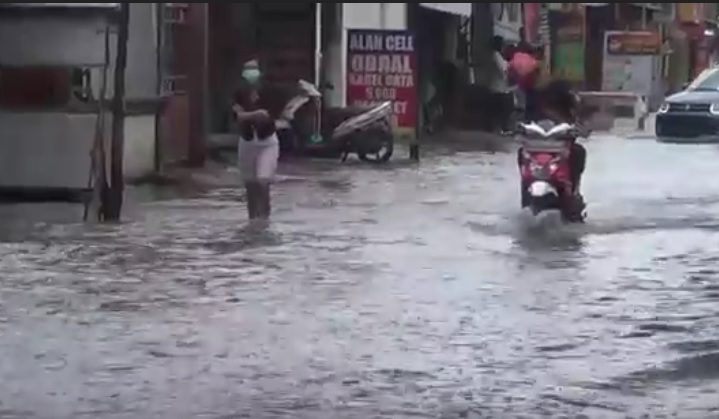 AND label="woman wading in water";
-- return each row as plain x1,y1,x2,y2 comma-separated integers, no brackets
232,60,280,220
